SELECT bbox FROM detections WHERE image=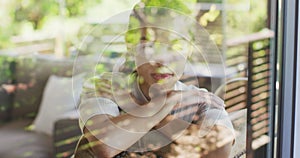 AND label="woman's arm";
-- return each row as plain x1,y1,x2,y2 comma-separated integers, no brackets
153,90,226,136
81,91,182,158
82,113,164,157
153,90,234,158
